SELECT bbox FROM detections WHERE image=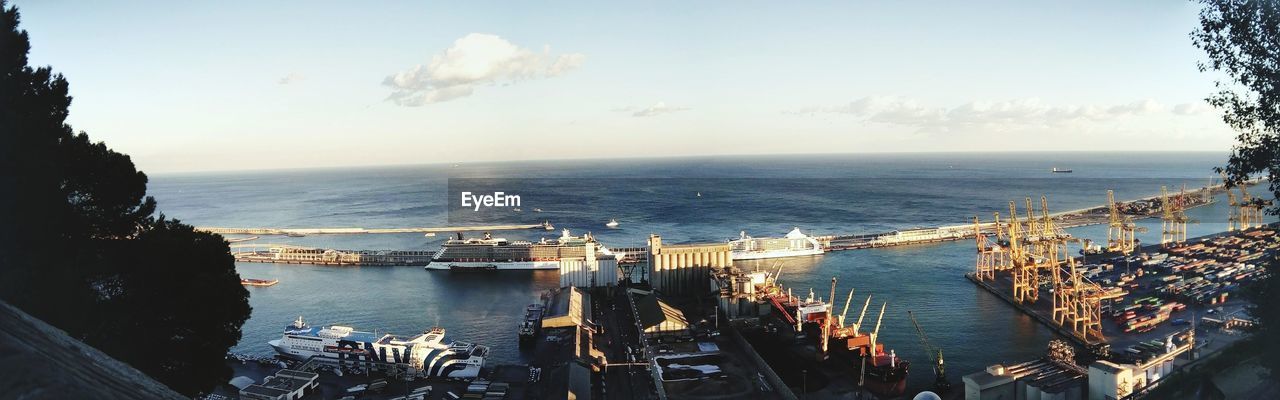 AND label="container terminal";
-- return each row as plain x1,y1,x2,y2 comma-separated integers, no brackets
962,185,1274,399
